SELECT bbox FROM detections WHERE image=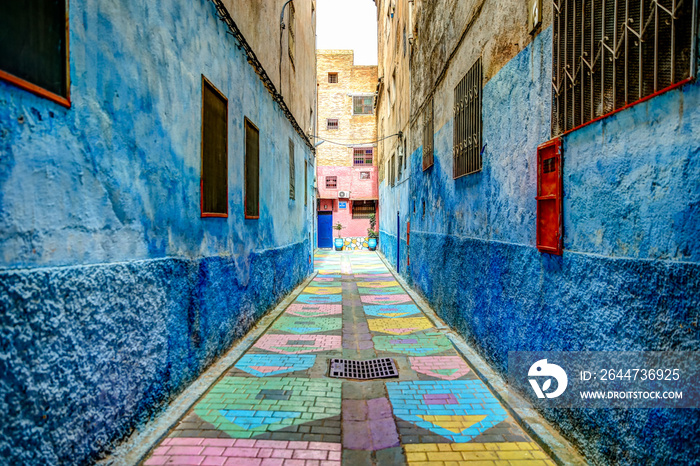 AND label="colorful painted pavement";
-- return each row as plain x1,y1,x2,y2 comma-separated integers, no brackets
144,250,554,466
